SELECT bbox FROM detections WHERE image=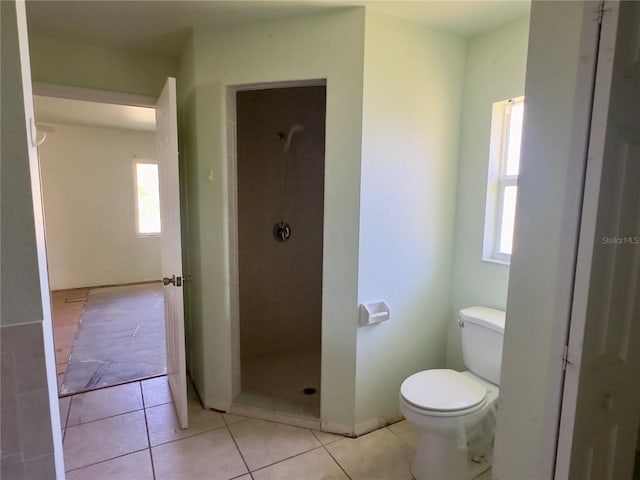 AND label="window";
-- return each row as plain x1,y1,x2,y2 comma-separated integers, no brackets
483,97,524,264
134,160,161,235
